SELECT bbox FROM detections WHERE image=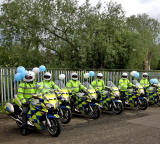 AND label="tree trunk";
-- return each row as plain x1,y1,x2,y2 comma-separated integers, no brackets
144,49,152,70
